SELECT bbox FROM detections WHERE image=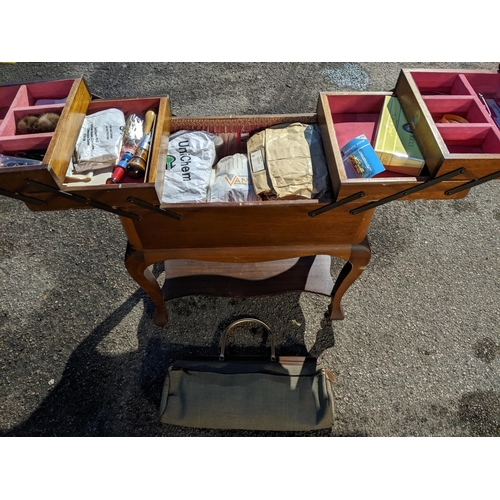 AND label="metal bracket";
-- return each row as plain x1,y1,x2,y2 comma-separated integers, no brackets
126,197,182,221
349,168,466,215
308,192,365,217
0,187,46,206
24,180,141,220
444,170,500,196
